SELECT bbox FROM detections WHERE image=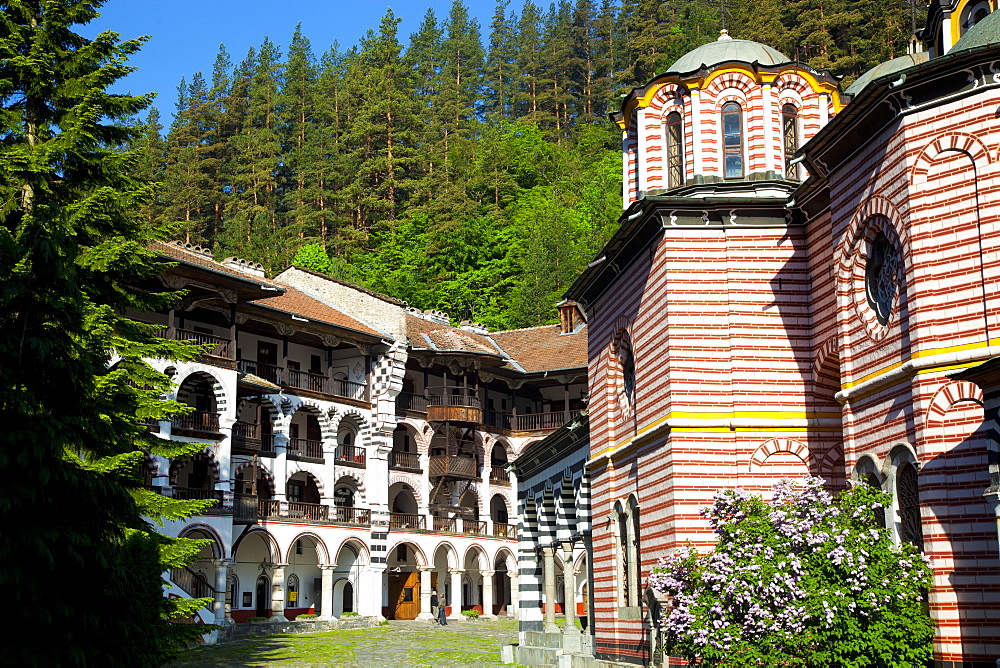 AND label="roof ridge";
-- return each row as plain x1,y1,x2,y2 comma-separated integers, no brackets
491,324,560,334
